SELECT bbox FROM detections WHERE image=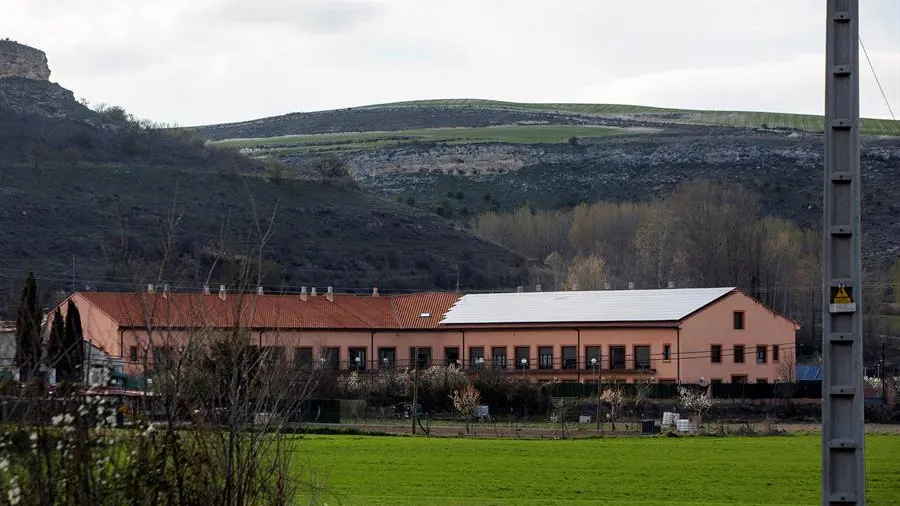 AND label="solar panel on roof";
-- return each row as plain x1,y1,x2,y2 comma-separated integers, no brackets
440,287,736,324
